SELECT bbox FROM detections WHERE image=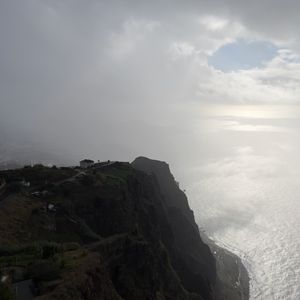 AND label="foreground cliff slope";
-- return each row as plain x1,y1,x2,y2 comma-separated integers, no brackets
0,159,248,300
